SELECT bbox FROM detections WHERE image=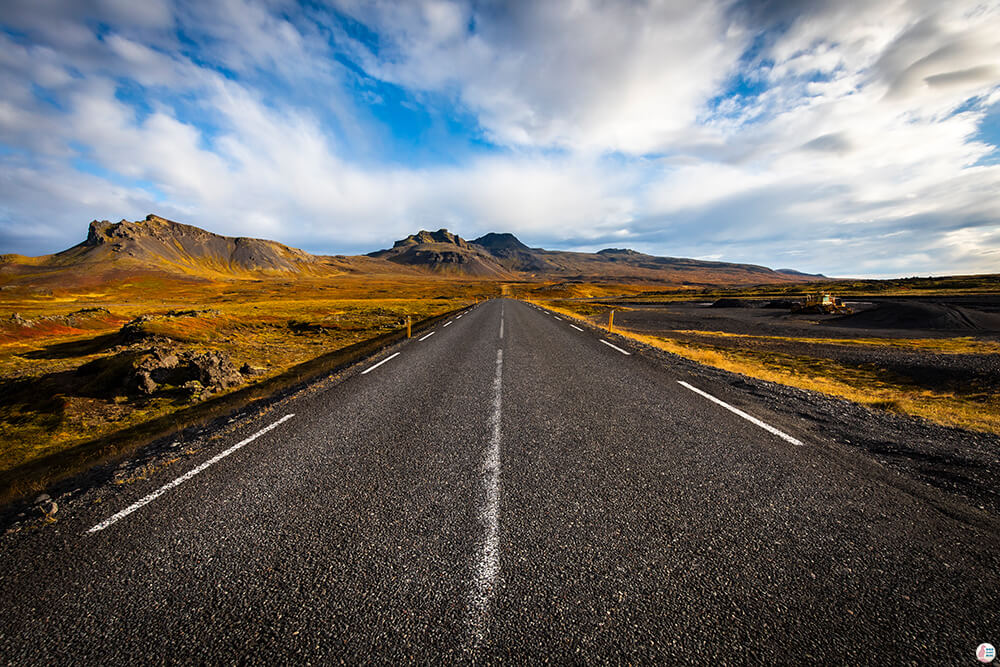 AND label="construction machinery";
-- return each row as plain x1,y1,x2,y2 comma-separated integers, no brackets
791,293,852,314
